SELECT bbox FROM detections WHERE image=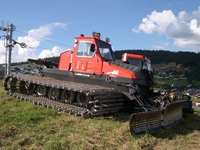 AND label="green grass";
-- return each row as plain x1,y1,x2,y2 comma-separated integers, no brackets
1,80,200,150
155,76,200,89
154,77,191,90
